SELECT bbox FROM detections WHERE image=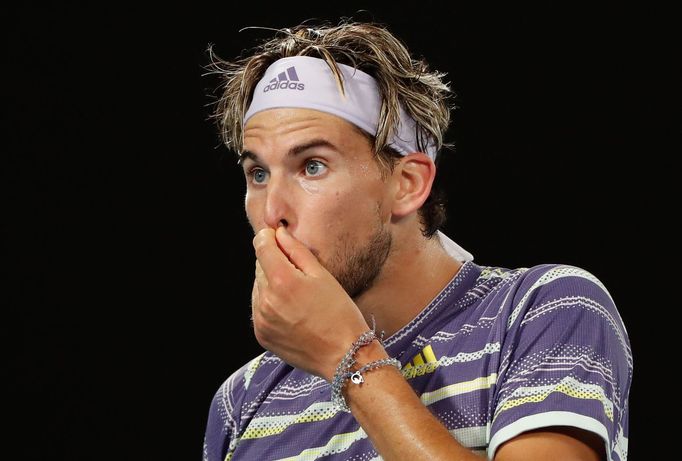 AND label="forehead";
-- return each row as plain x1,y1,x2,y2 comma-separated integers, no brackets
243,108,372,152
